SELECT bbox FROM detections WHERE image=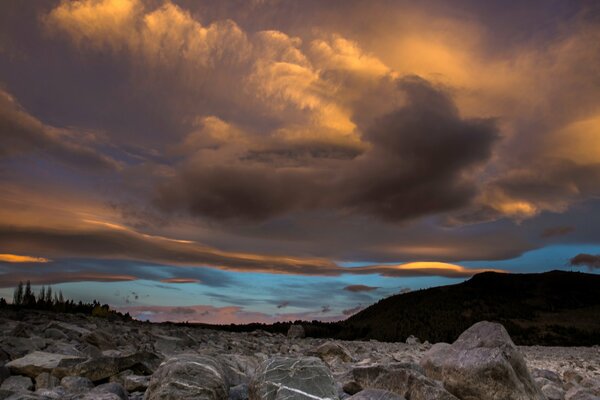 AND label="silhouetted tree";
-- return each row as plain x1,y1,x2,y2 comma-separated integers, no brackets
38,286,46,306
23,281,36,306
45,286,53,305
13,281,23,305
